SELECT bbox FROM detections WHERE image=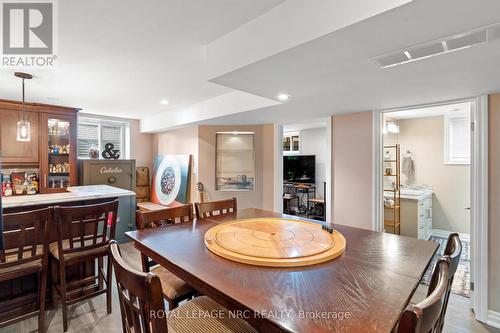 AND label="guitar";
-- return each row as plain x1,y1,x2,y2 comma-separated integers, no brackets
196,182,206,203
